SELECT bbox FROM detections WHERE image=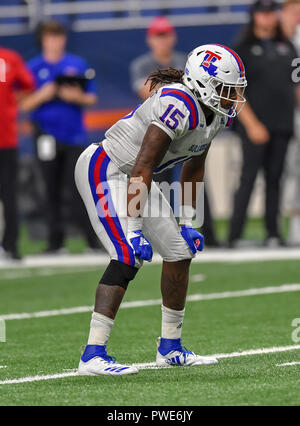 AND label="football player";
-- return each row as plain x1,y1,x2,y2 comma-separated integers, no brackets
75,44,247,375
